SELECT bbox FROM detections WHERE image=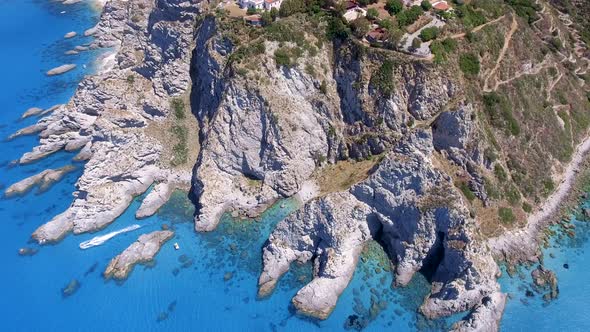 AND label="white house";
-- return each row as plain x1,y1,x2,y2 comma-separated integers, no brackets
240,0,265,10
239,0,283,11
264,0,283,10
